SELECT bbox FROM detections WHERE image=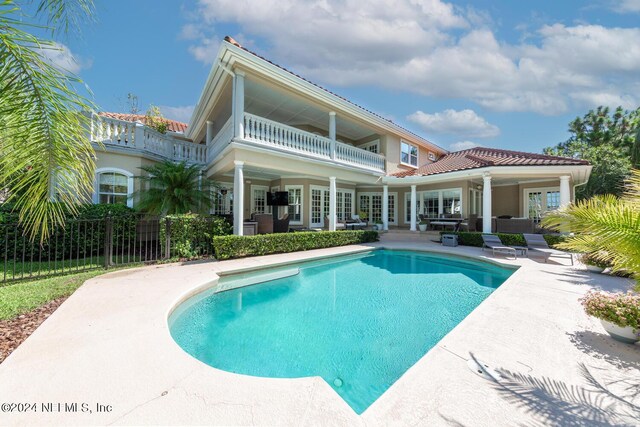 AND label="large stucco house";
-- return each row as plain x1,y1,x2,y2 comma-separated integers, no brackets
89,36,591,235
